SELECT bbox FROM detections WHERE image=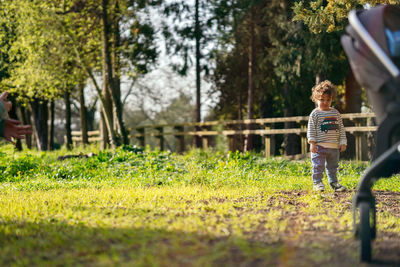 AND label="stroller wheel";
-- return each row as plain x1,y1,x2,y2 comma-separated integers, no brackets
359,201,372,262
